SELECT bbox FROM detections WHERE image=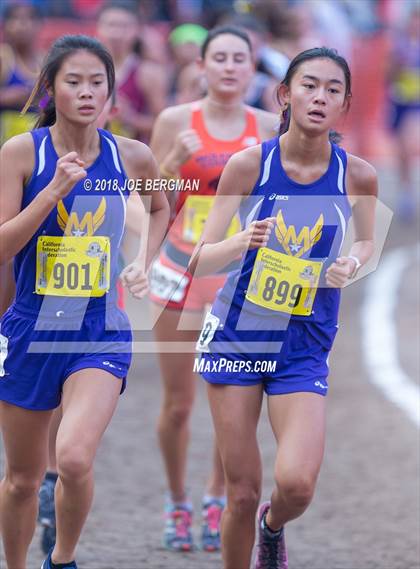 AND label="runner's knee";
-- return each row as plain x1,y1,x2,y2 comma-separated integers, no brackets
275,471,316,509
57,445,93,481
227,480,261,516
4,470,44,501
162,400,194,429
